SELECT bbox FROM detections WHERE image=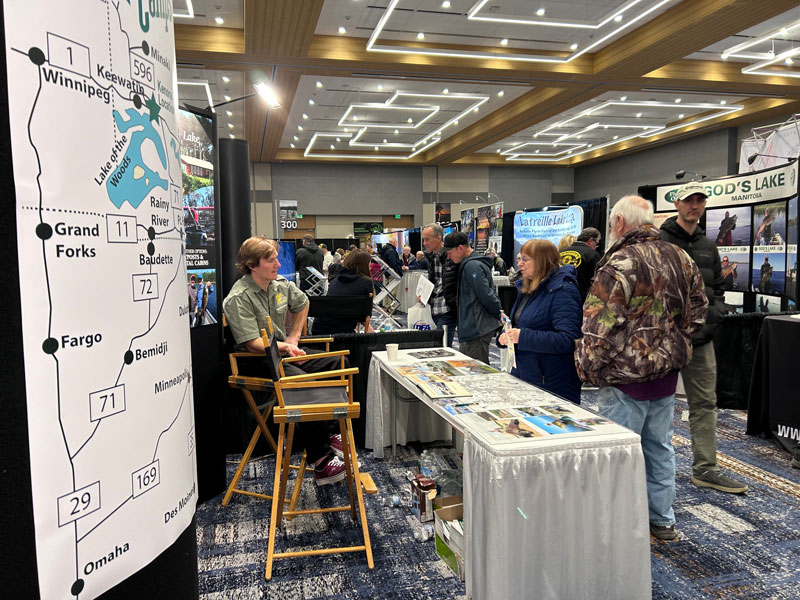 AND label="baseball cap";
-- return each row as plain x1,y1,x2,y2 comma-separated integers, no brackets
675,181,708,202
443,231,468,250
197,274,203,280
190,275,196,282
